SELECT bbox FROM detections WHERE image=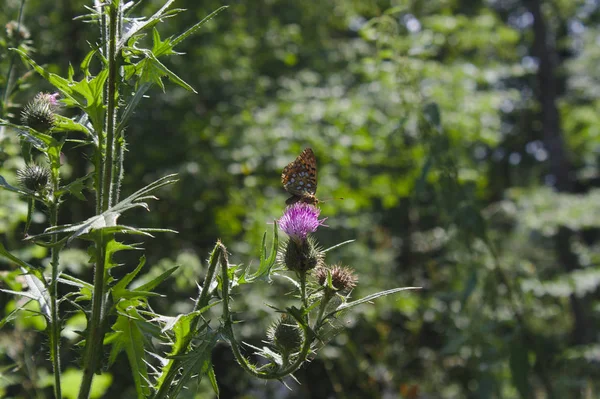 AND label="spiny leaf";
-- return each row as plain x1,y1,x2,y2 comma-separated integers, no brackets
324,287,421,321
56,173,93,200
171,6,229,47
0,243,45,281
240,222,278,283
106,308,151,398
26,175,178,243
133,266,178,293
